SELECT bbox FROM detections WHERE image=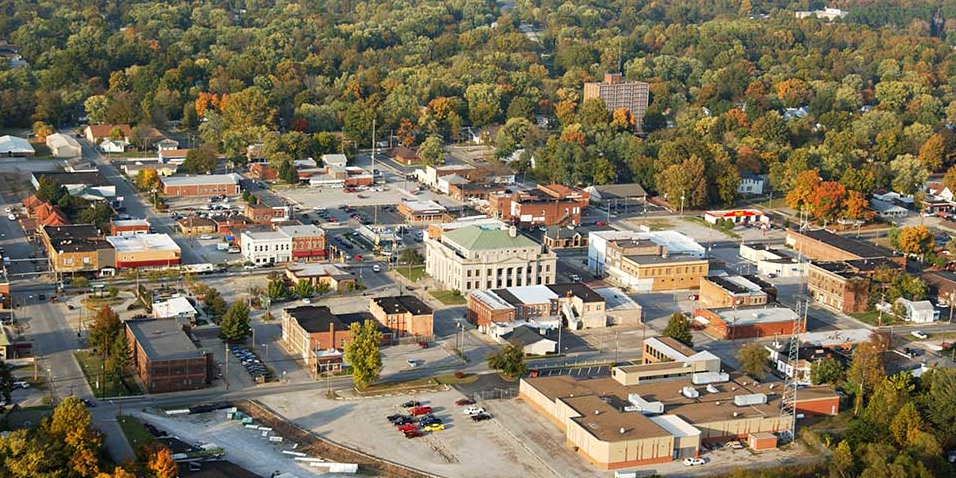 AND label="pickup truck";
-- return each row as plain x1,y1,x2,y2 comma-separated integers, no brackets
410,406,433,416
